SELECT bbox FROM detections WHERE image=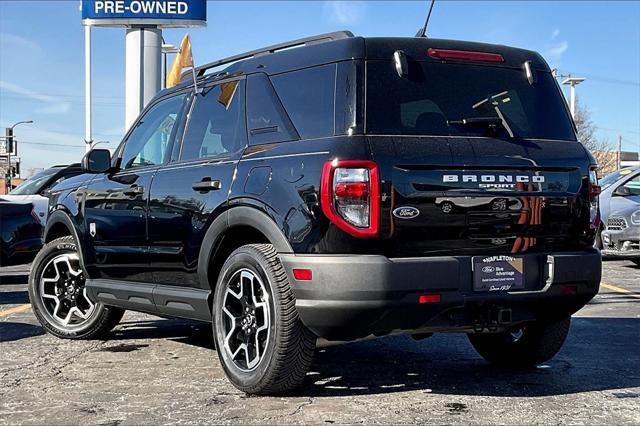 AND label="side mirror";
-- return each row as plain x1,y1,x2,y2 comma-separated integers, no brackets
82,149,112,173
613,185,631,197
